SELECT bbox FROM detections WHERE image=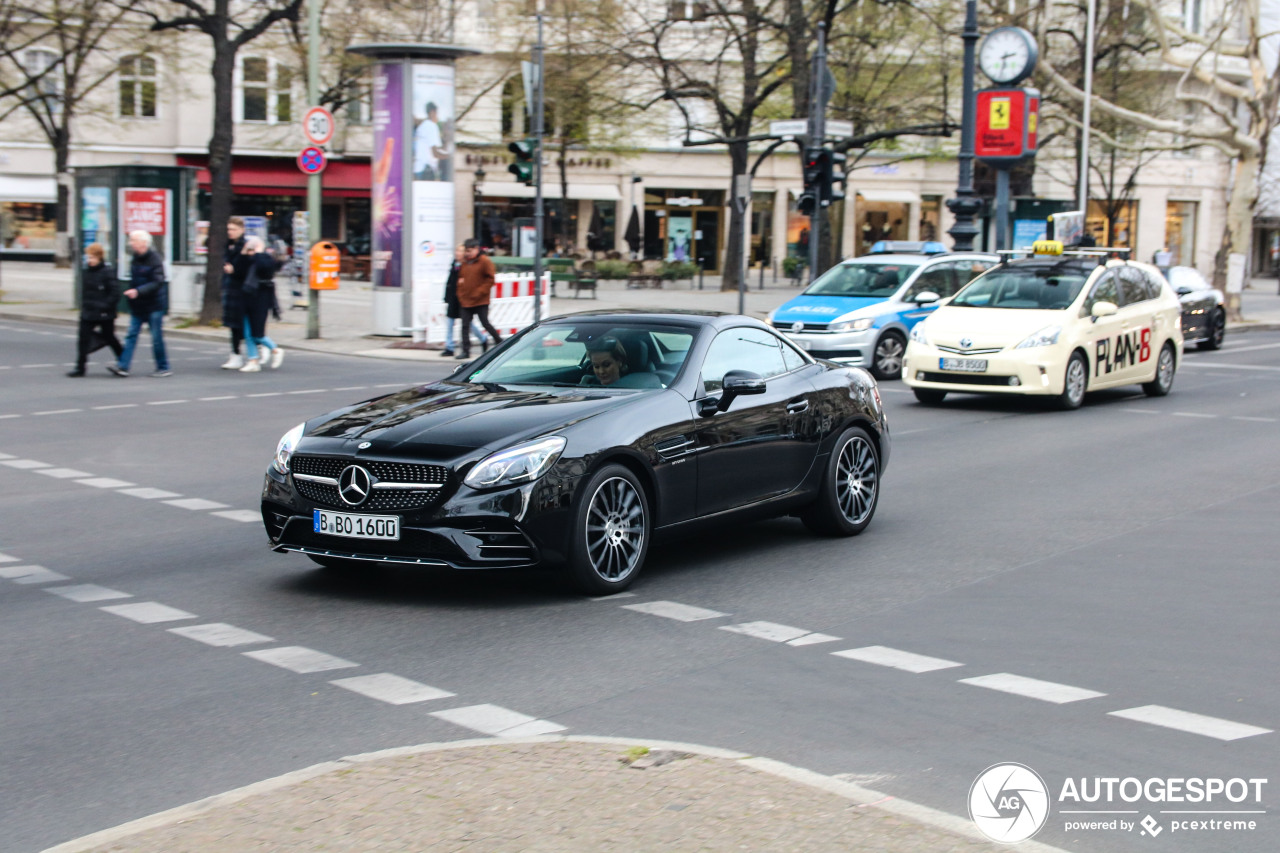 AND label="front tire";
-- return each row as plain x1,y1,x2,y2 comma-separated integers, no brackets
912,388,947,405
1143,342,1176,397
801,426,881,536
870,332,906,381
565,464,651,595
1197,309,1225,350
1056,351,1088,410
